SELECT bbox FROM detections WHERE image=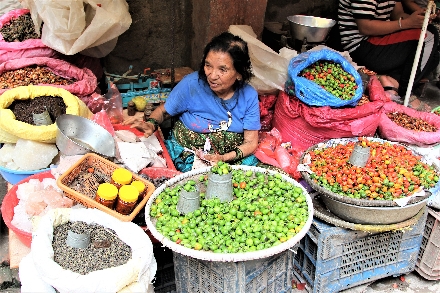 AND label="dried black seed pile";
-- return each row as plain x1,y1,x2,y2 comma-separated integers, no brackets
8,96,66,125
0,14,40,42
53,221,132,275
